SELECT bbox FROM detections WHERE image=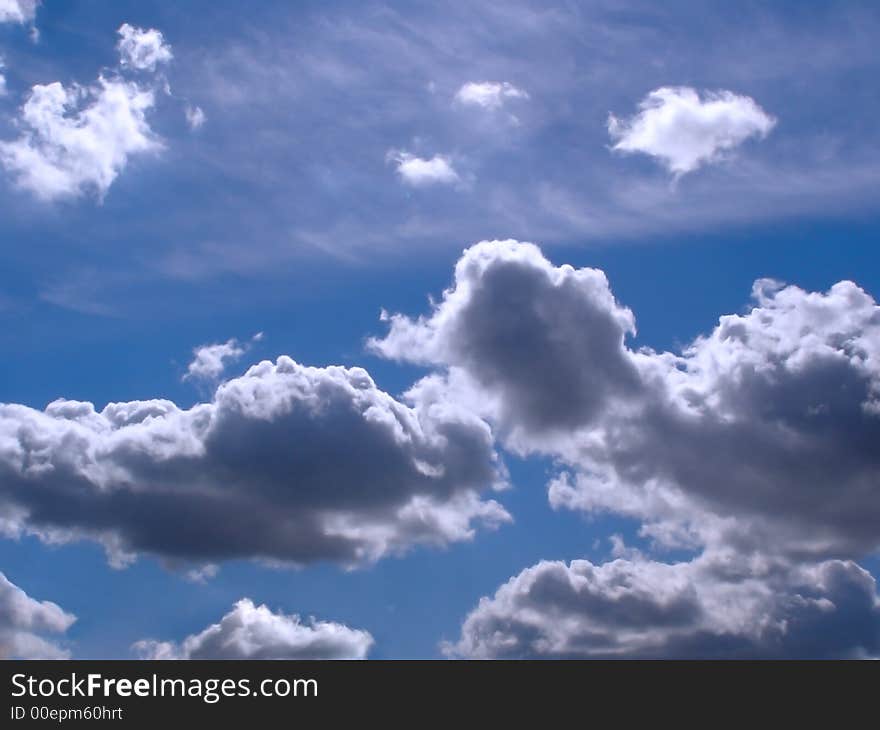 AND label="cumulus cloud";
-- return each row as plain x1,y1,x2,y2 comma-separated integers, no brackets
454,81,528,110
373,239,880,658
184,338,248,382
185,105,206,130
372,240,880,560
117,23,173,73
388,151,460,187
0,23,174,201
370,240,642,442
547,277,880,559
134,598,372,659
0,571,75,659
447,552,880,659
0,77,161,200
608,87,776,176
0,0,37,25
0,356,509,568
